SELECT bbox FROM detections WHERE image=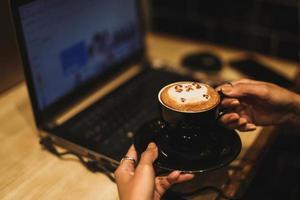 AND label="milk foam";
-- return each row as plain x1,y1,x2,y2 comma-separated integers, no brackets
167,82,210,104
